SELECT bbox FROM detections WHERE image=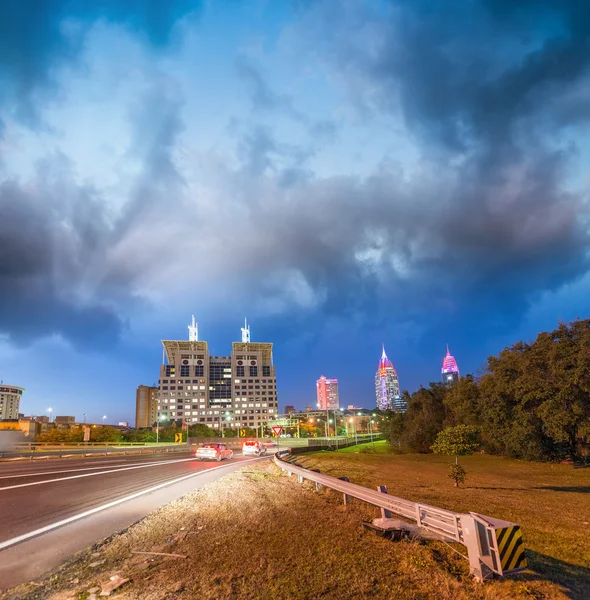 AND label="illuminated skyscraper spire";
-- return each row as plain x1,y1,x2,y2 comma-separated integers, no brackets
241,318,251,343
188,315,199,341
442,345,460,384
375,344,405,412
